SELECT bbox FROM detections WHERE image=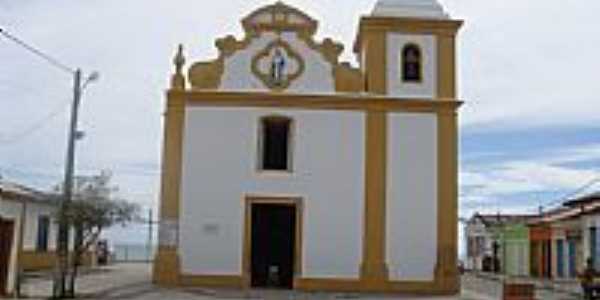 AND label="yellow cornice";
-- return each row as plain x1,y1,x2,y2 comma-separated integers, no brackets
167,90,462,113
354,17,464,53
